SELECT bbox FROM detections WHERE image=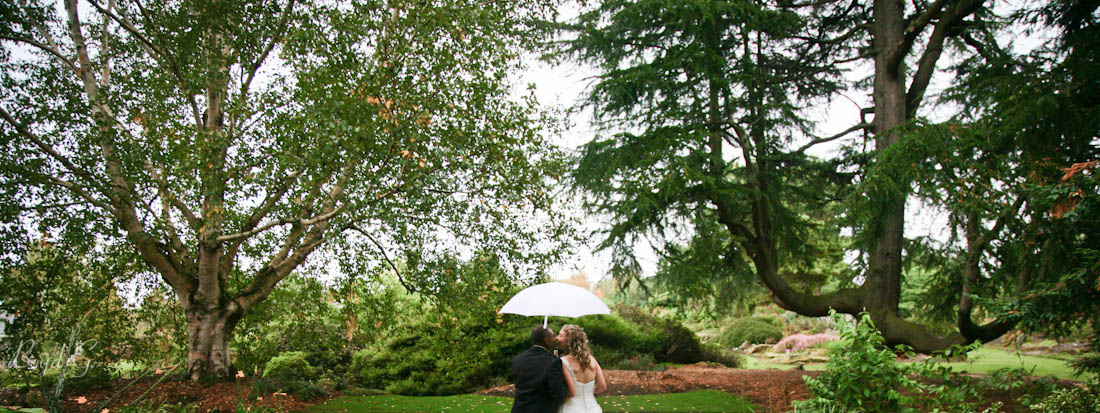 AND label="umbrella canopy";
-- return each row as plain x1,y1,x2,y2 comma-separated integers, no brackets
500,282,611,327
